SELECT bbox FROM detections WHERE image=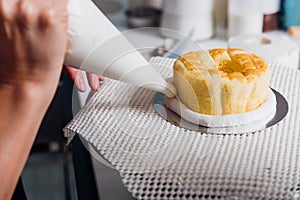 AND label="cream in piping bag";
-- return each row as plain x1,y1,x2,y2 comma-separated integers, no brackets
65,0,176,97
